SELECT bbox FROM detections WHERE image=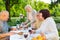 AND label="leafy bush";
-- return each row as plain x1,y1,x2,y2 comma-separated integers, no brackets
8,17,26,26
58,29,60,36
53,17,60,23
